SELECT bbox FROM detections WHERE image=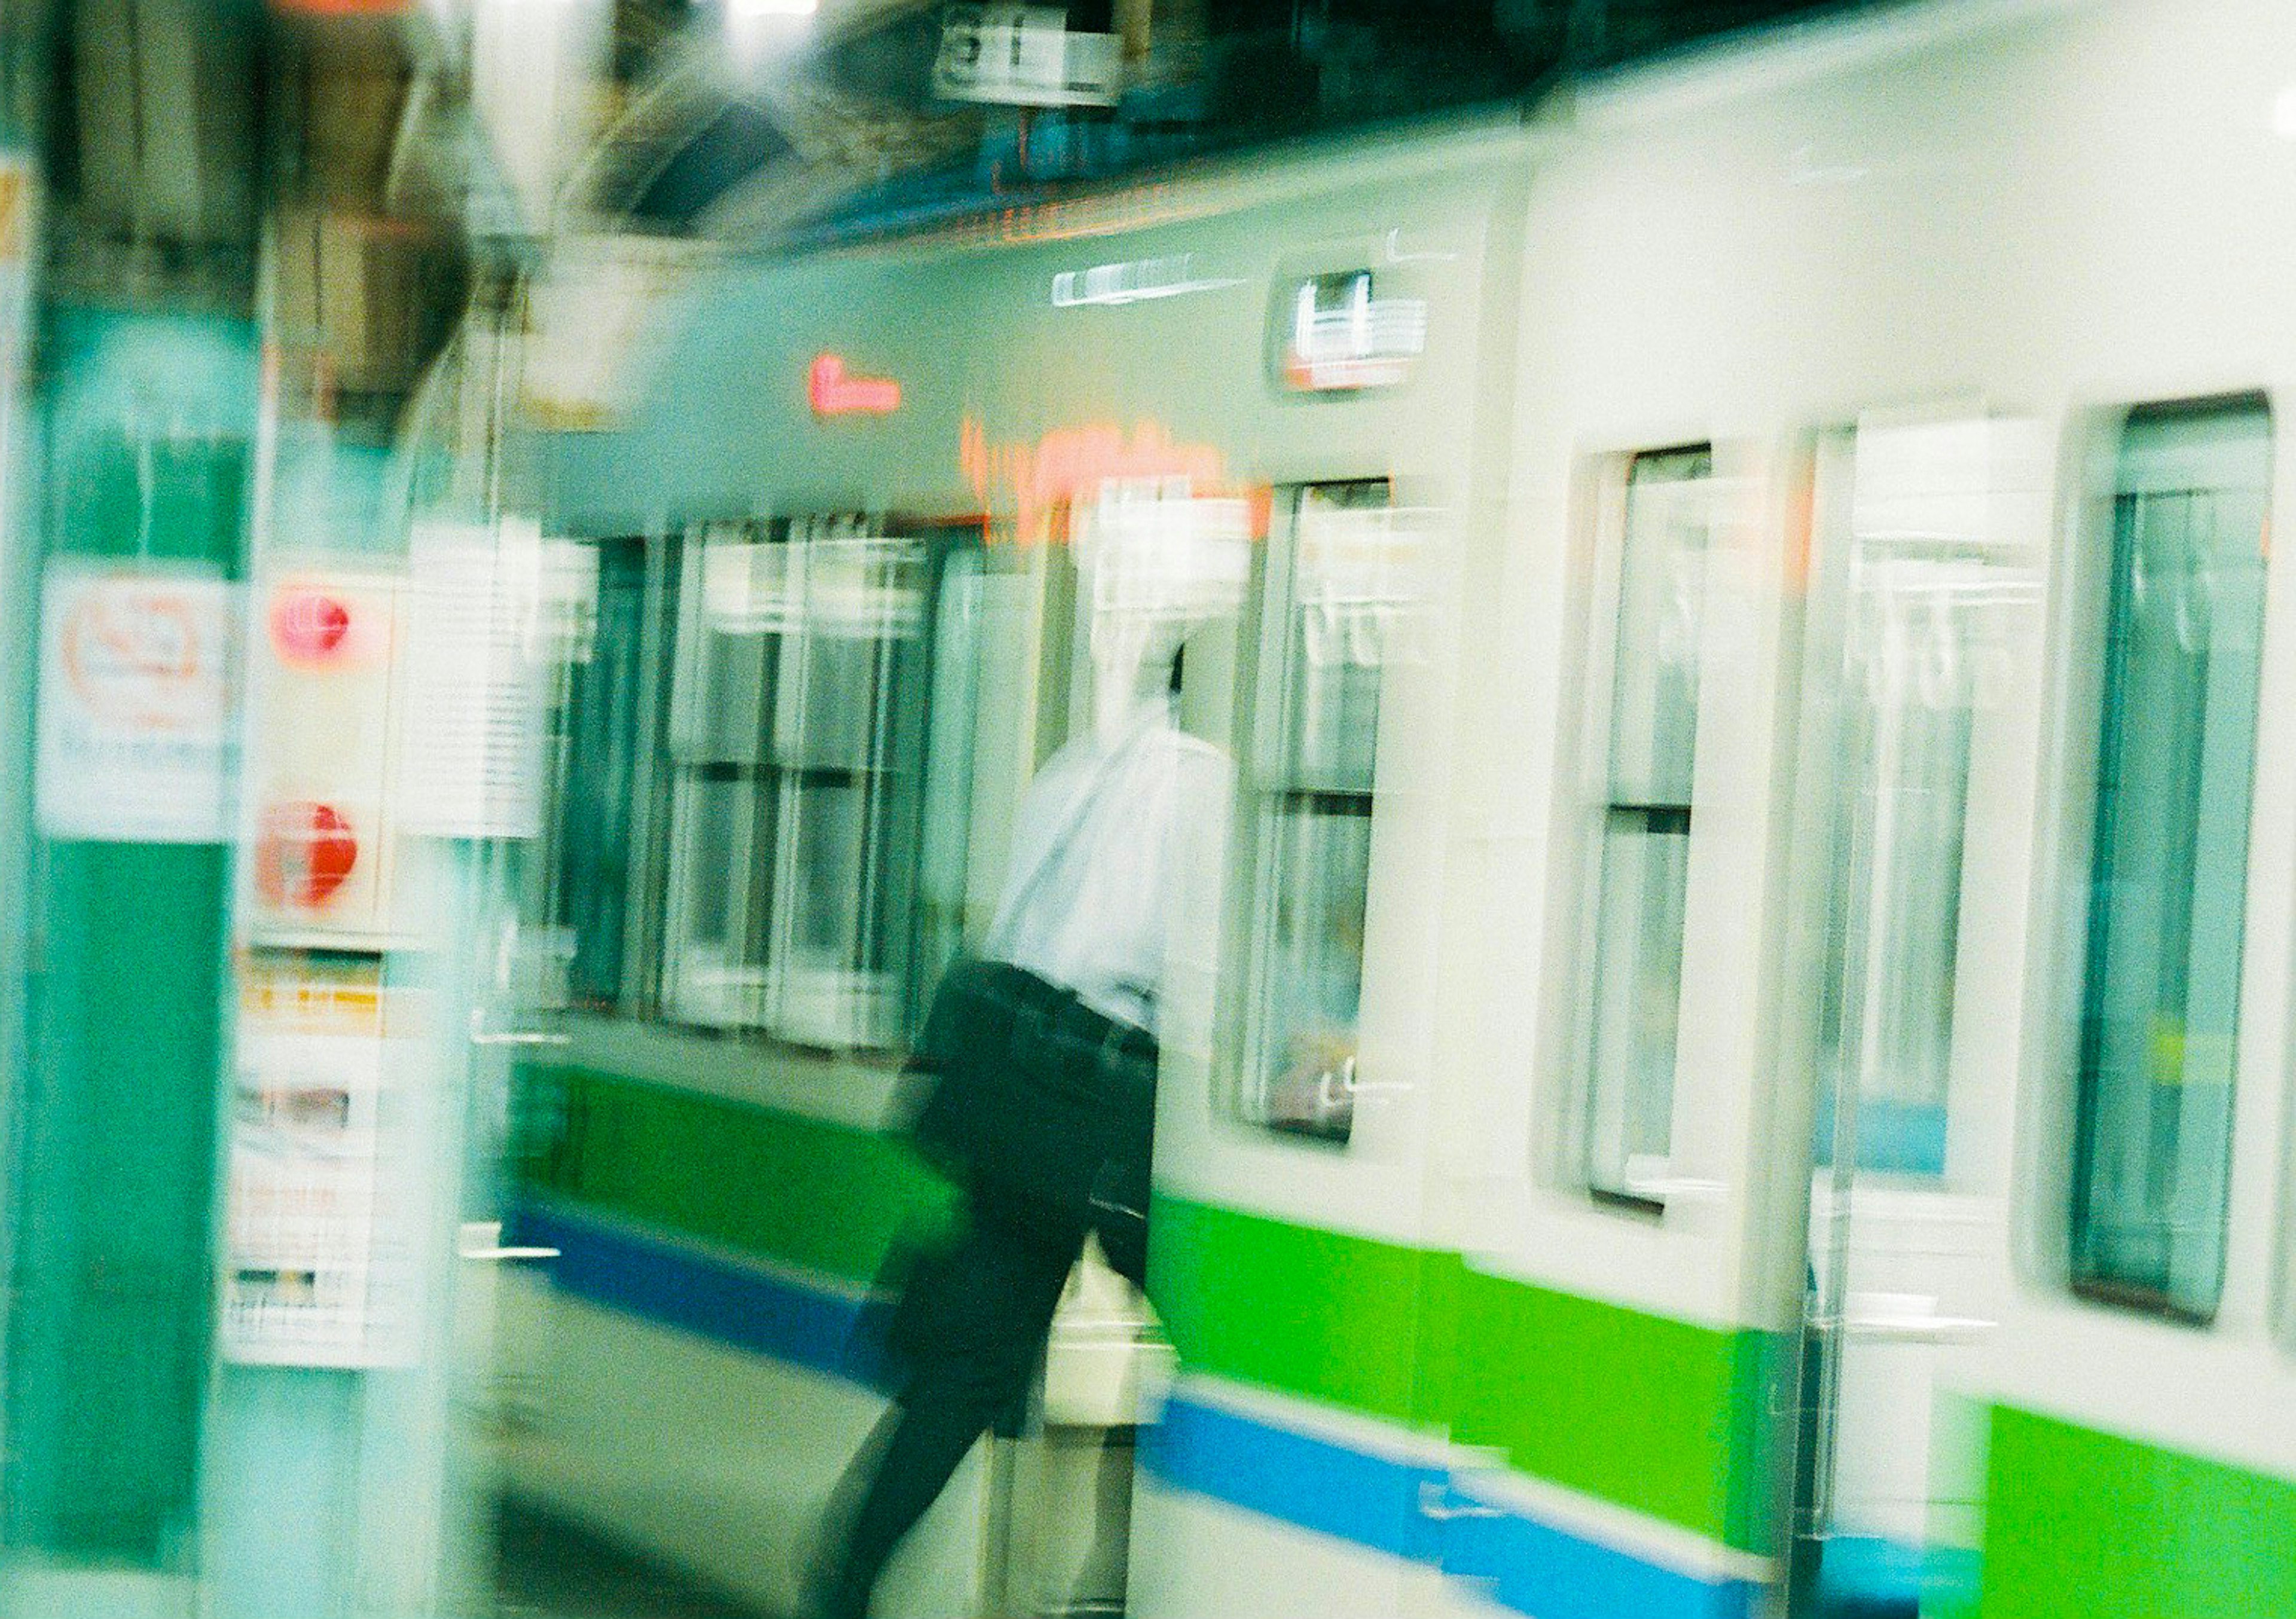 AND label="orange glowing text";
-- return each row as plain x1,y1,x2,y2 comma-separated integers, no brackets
962,417,1252,540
